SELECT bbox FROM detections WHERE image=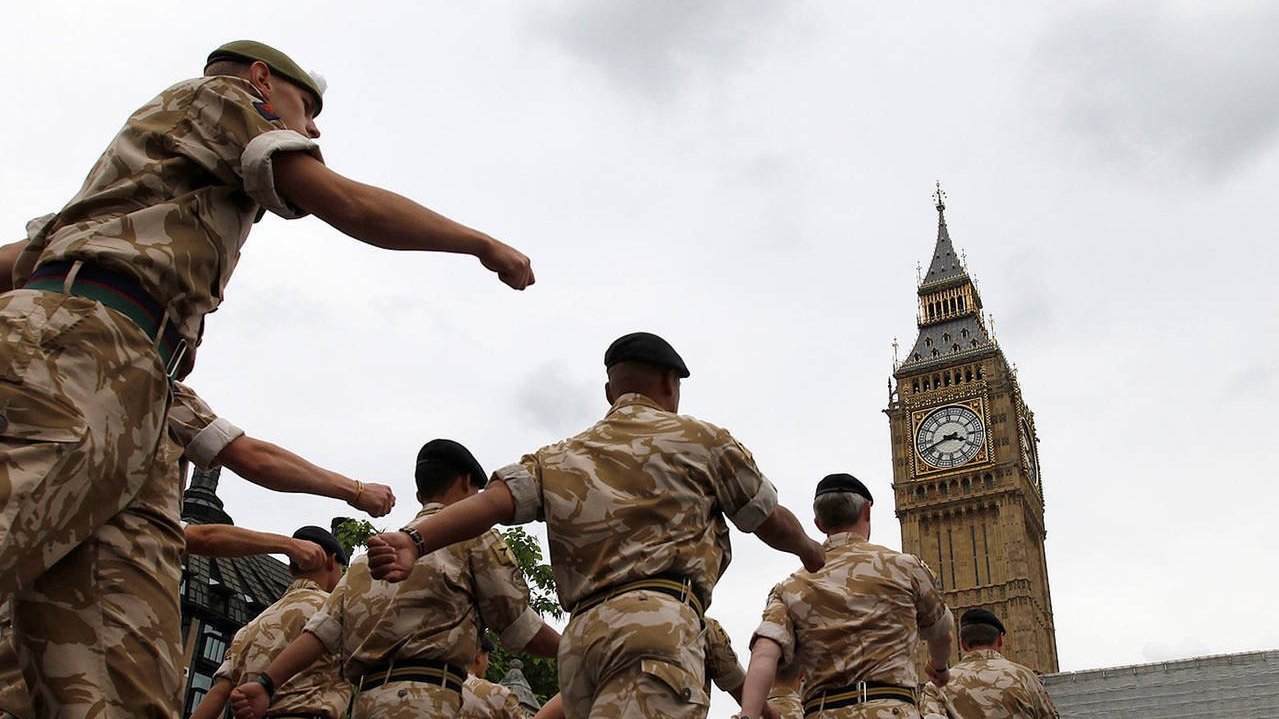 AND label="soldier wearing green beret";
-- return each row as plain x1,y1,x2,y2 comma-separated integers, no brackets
0,39,533,719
